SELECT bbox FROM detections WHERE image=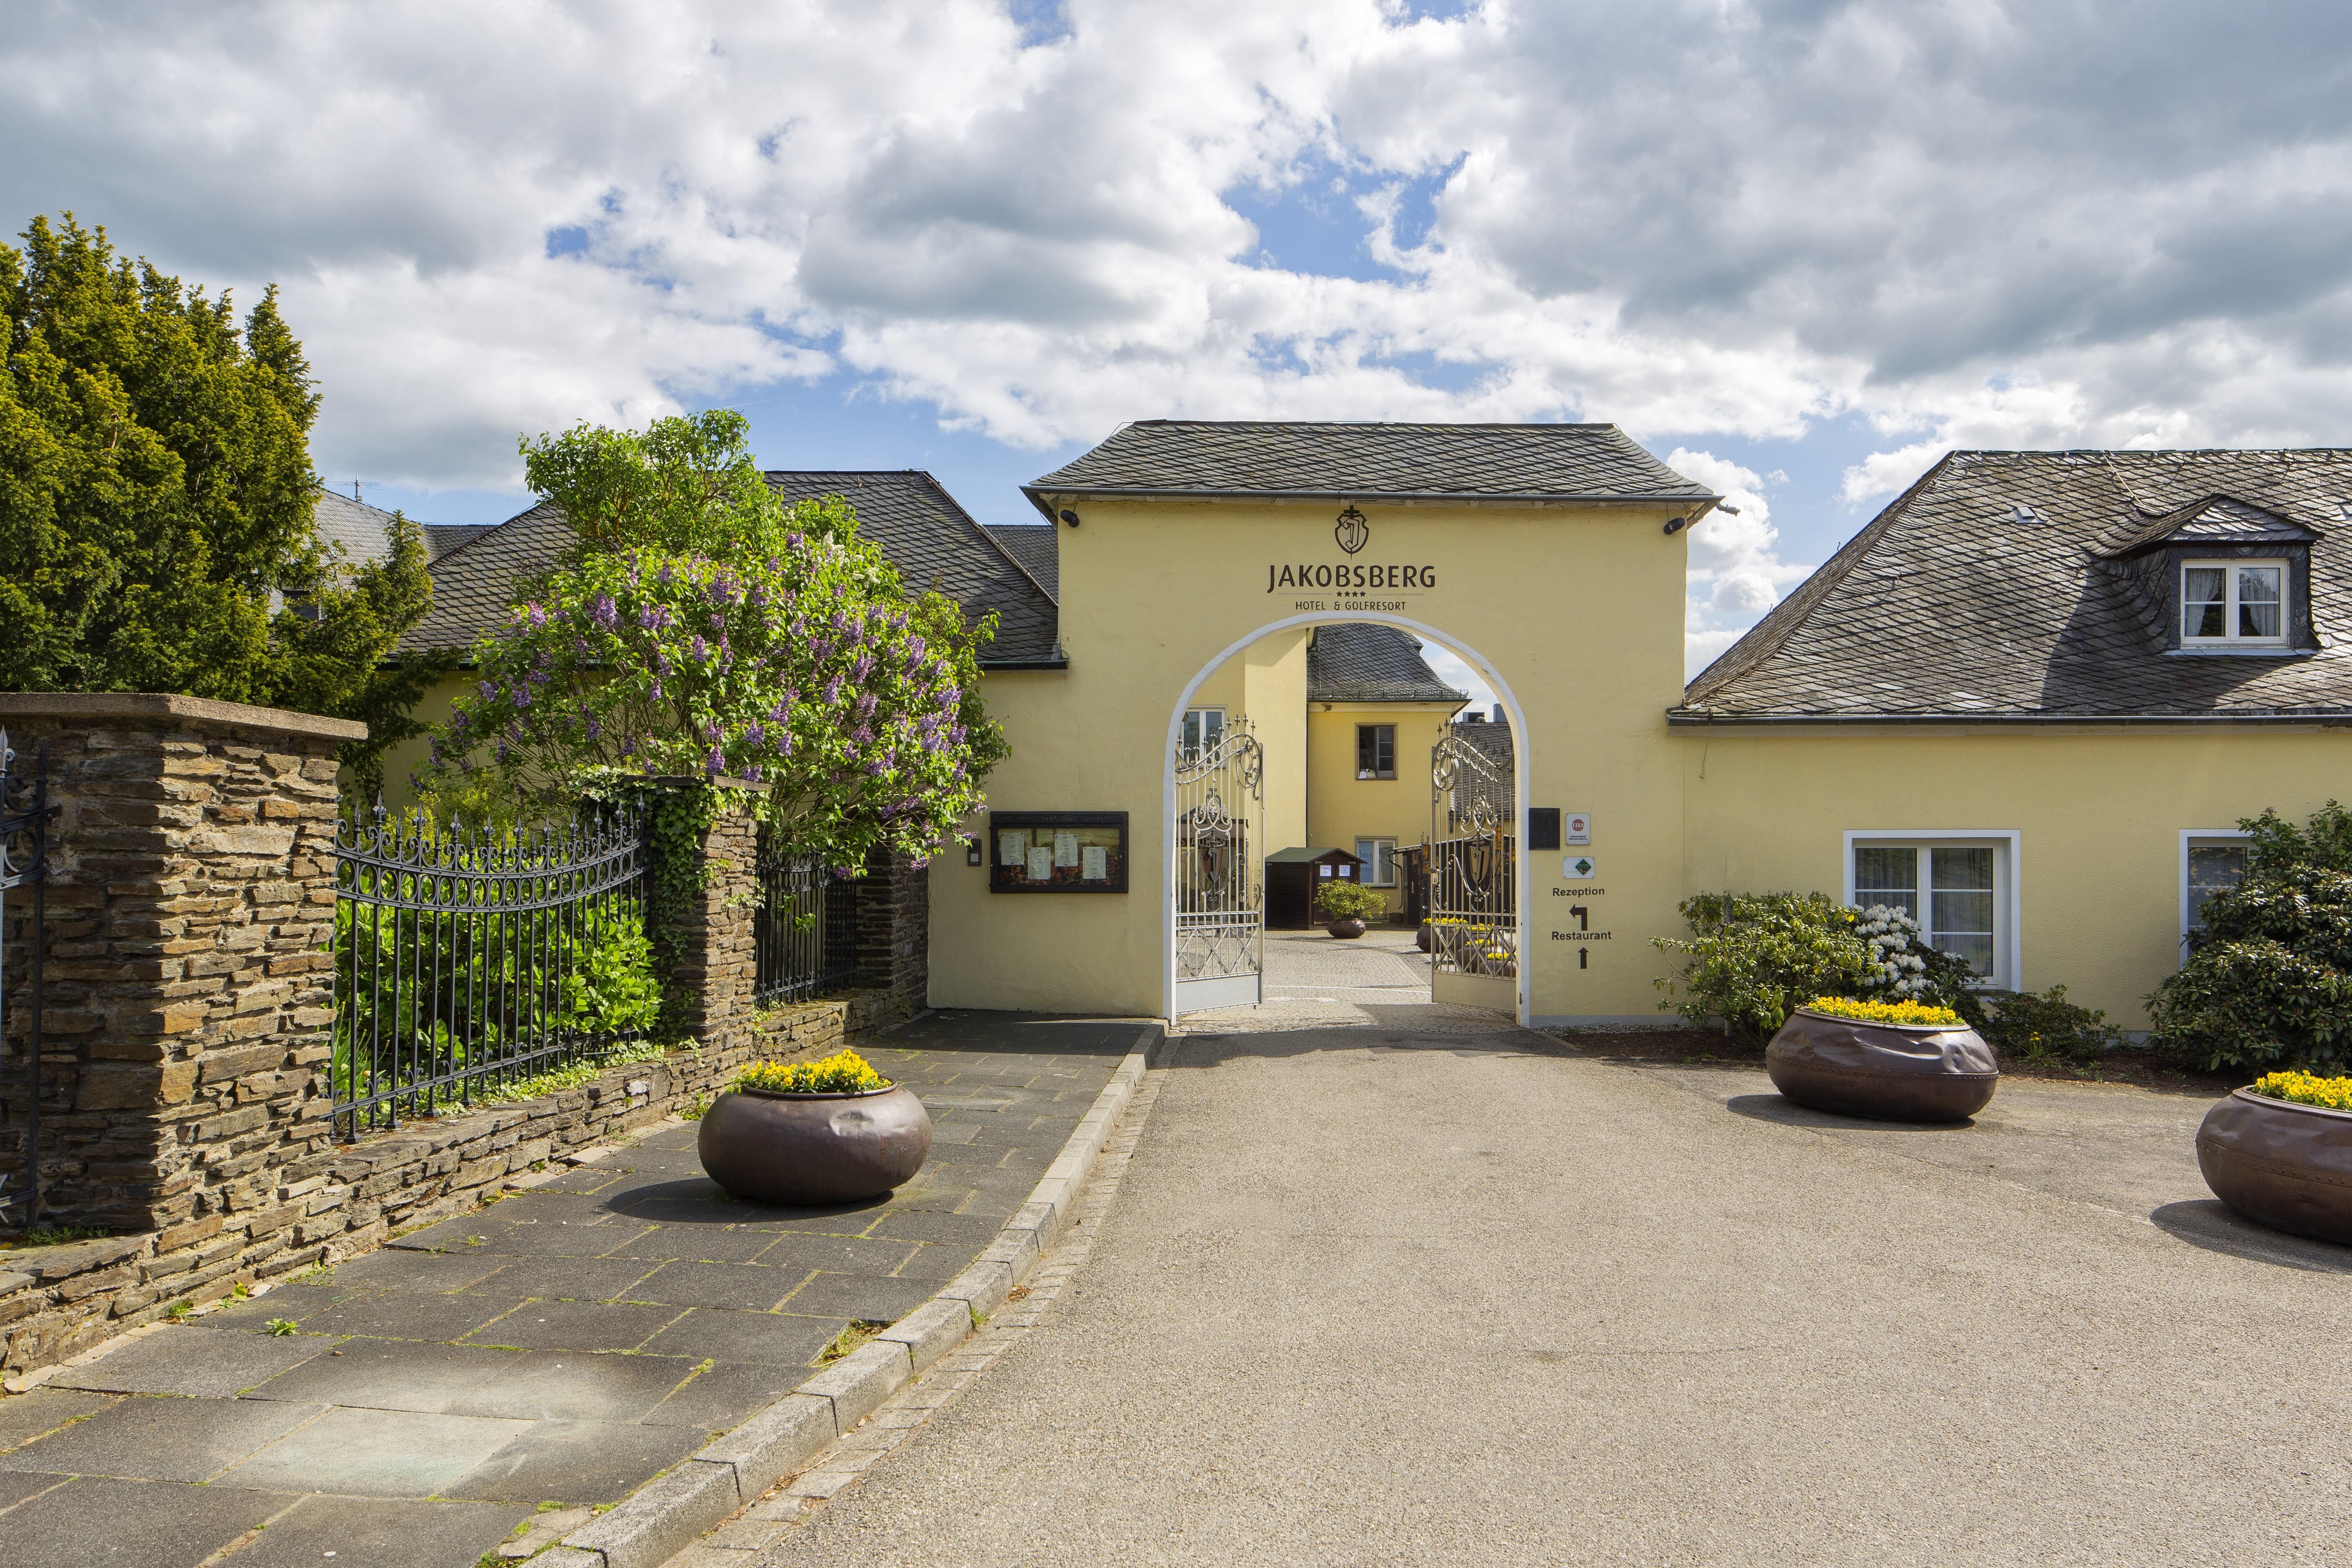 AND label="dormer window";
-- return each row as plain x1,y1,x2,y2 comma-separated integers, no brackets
2181,559,2286,646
